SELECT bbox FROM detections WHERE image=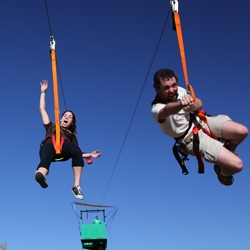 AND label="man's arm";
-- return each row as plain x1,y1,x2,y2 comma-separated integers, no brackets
158,96,203,123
